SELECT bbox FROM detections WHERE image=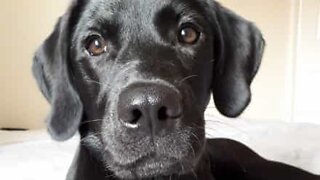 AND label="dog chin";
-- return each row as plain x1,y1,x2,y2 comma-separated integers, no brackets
111,155,196,179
